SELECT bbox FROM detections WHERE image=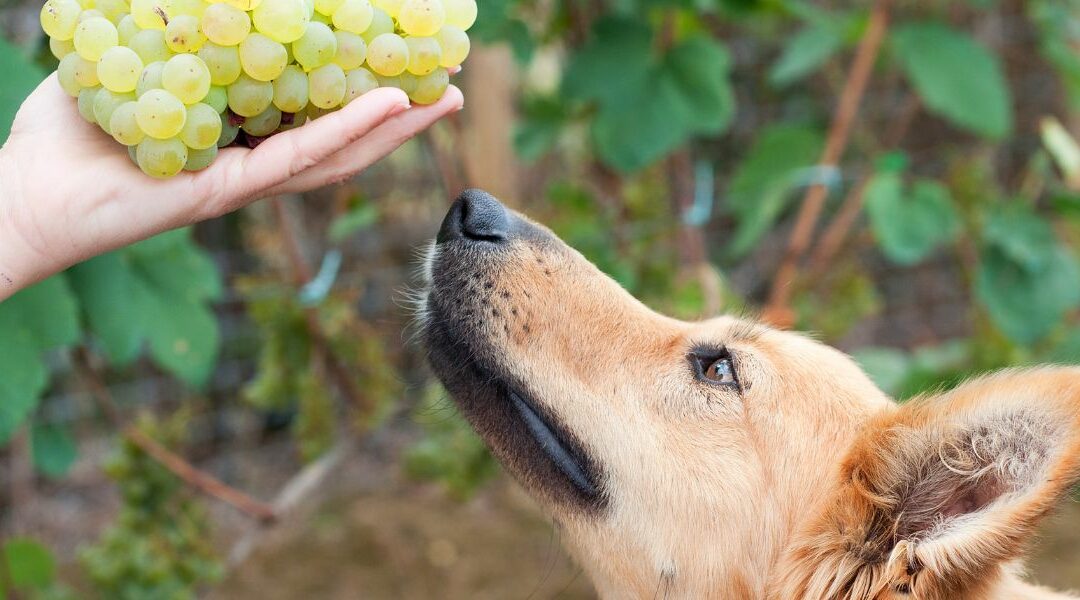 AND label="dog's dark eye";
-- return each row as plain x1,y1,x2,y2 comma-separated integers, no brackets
704,357,736,385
